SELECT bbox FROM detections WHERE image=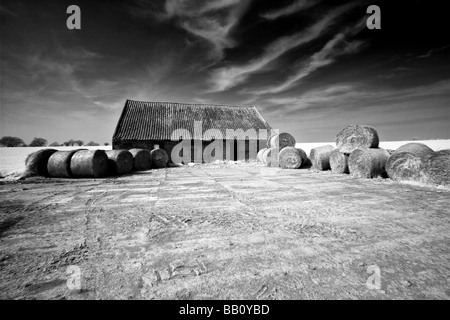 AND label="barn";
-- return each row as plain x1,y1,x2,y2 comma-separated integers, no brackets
112,100,272,163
